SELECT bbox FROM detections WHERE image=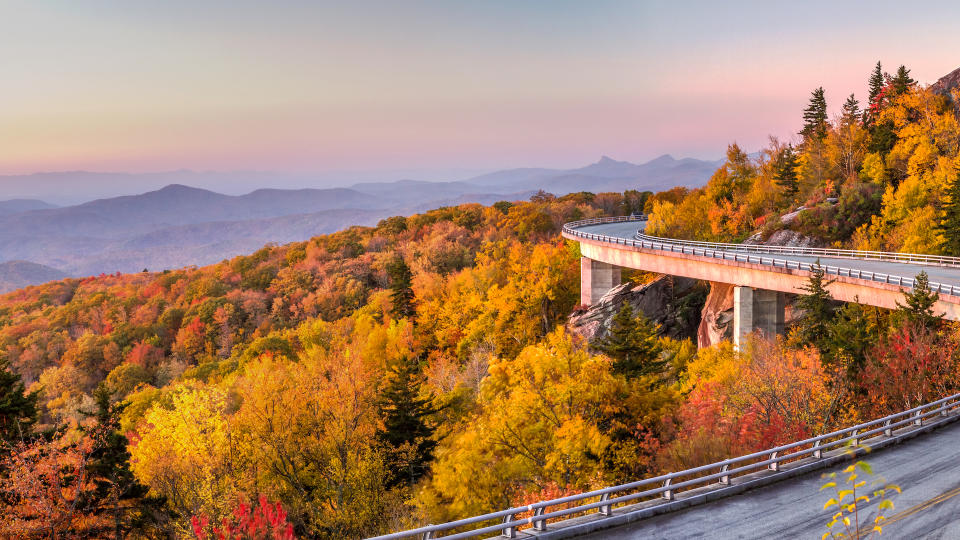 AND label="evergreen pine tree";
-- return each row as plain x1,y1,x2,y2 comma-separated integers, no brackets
81,385,165,536
825,300,879,381
841,94,860,126
0,357,38,445
800,87,828,144
865,62,899,160
896,271,942,330
794,262,836,354
867,61,884,108
863,61,884,125
936,167,960,256
592,304,665,378
386,256,415,320
891,65,915,96
773,144,800,200
377,358,437,489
